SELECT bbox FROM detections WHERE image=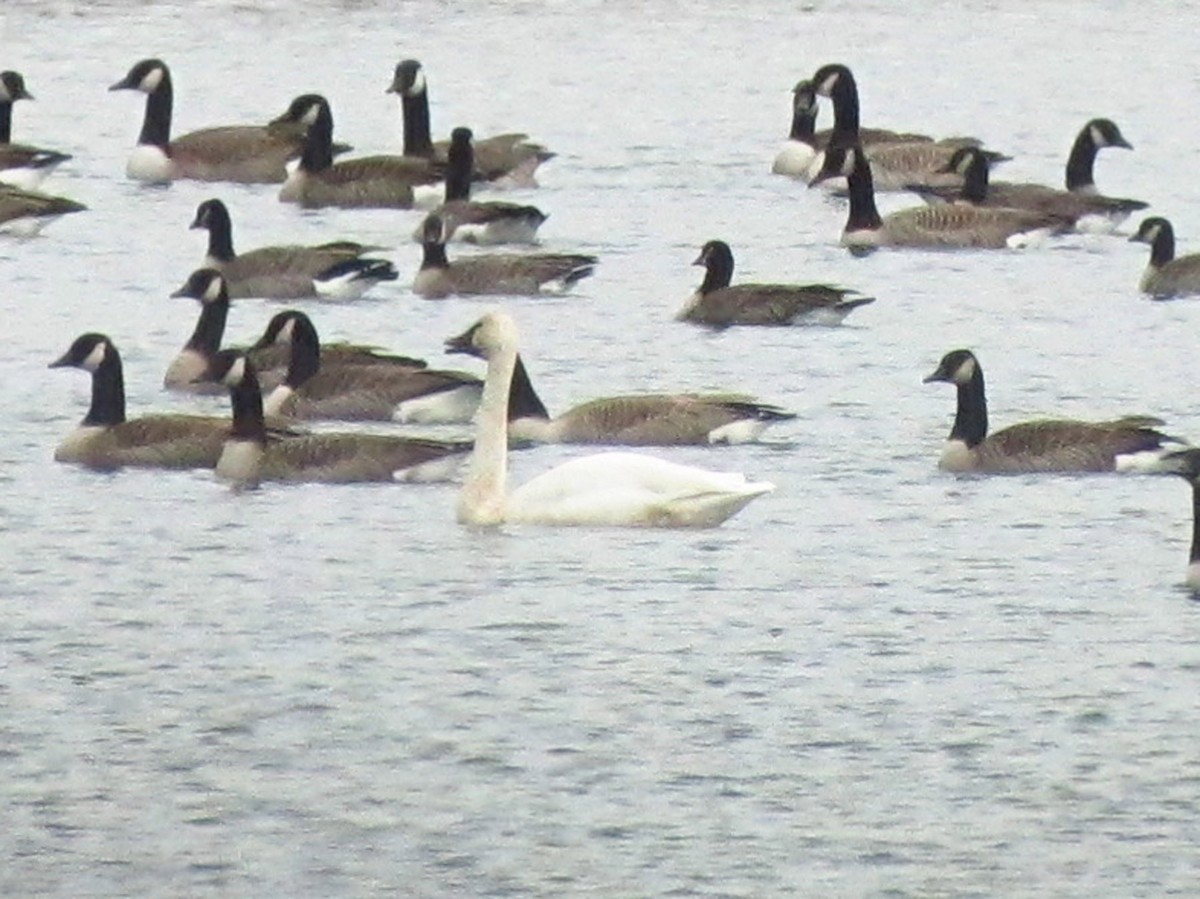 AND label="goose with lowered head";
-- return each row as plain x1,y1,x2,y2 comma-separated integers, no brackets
445,311,774,527
682,240,874,326
923,349,1179,474
1129,217,1200,299
1138,448,1200,592
0,70,72,189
